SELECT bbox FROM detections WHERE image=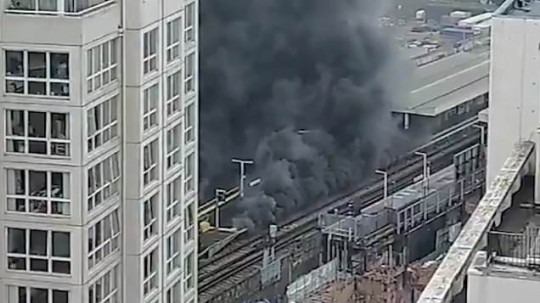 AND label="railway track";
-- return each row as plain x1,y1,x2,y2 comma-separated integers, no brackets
199,131,482,297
